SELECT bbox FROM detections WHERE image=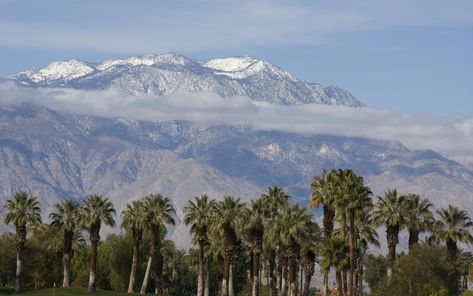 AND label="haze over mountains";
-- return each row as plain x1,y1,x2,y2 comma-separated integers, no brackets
1,53,472,248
